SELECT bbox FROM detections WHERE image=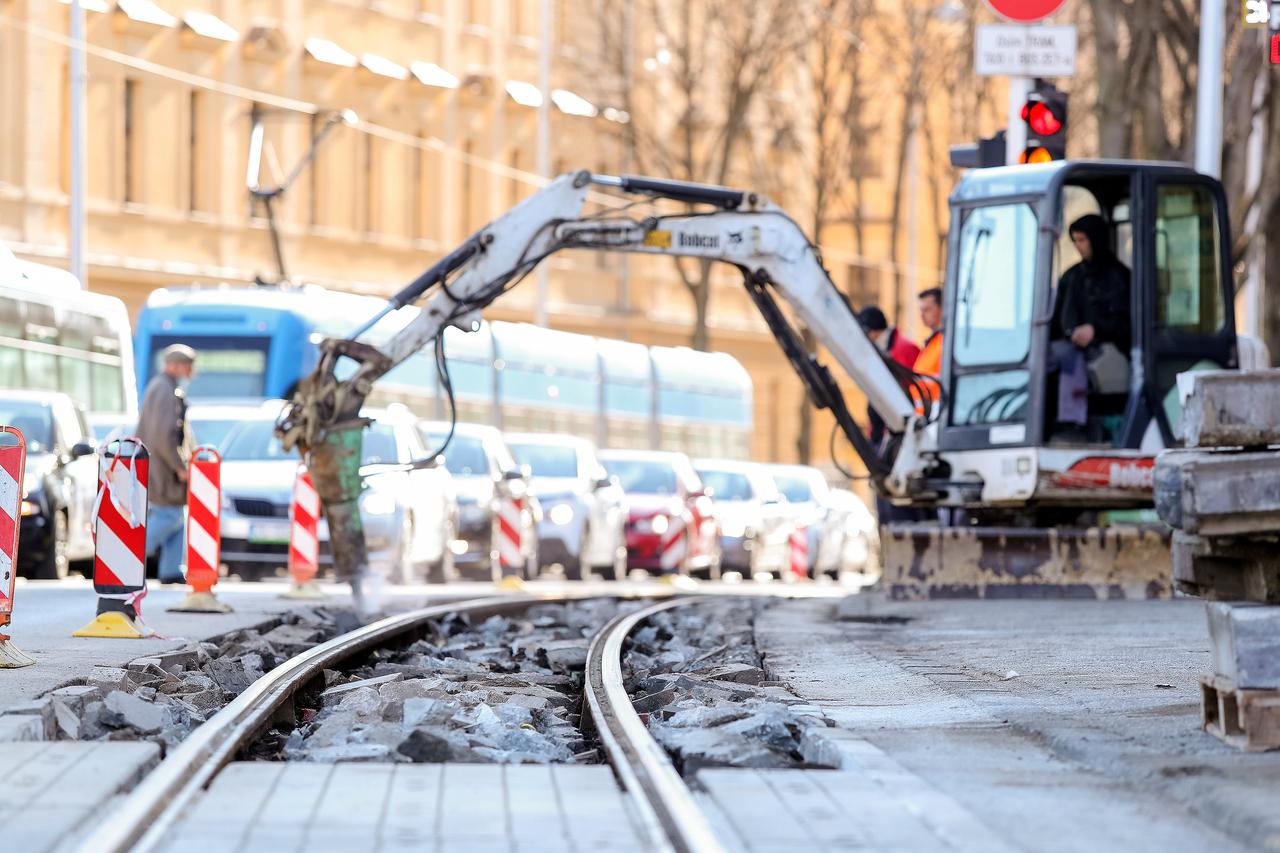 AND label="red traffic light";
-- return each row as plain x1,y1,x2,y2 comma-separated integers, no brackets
1021,102,1063,137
